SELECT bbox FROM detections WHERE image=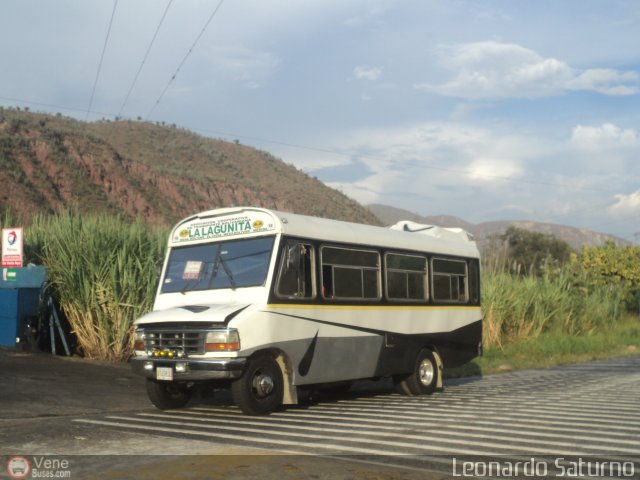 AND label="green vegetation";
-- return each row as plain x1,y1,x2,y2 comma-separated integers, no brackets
2,211,638,365
447,316,639,378
482,227,637,345
472,230,640,377
3,210,166,360
481,269,626,348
